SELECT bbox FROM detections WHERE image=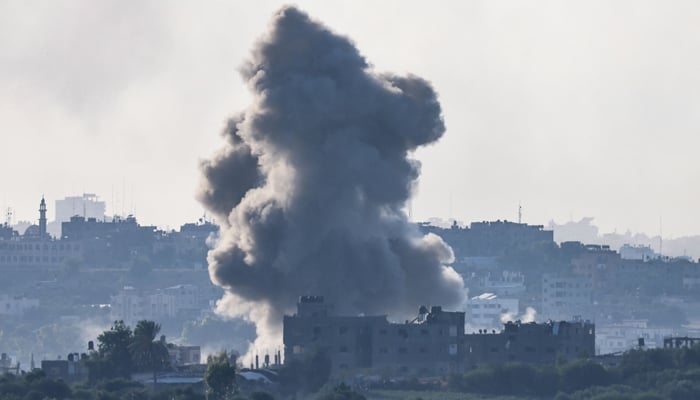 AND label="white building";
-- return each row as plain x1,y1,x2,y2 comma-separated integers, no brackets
466,293,519,329
50,194,106,237
596,319,675,355
163,284,200,316
0,294,39,317
541,274,593,321
110,287,176,325
54,194,106,223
